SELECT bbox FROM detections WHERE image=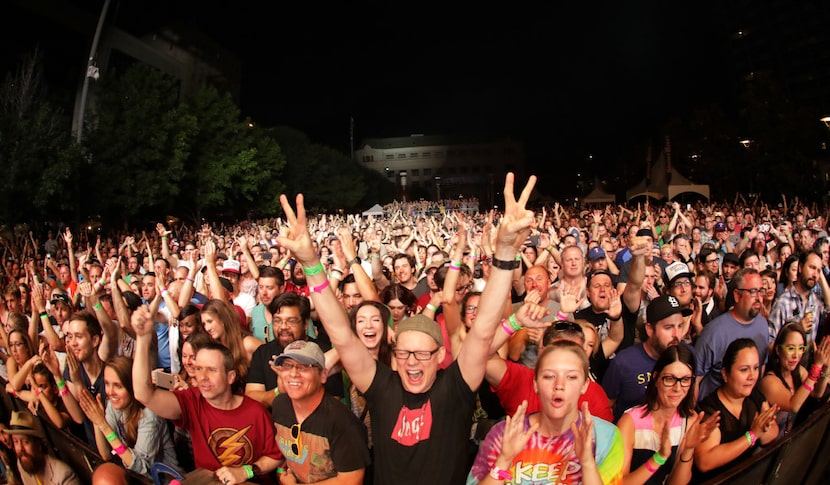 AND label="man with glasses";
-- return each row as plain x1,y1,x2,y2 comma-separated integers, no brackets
602,295,701,420
274,173,538,485
246,293,321,408
272,340,370,484
695,268,771,400
132,311,283,484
